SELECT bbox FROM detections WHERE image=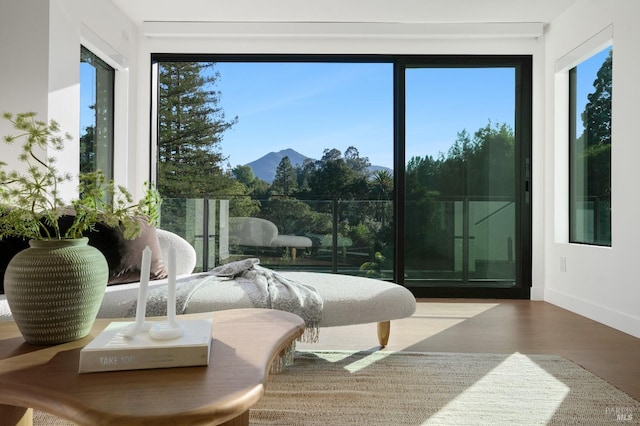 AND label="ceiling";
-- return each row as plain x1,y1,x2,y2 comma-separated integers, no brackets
111,0,579,26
